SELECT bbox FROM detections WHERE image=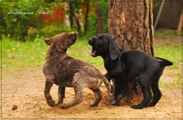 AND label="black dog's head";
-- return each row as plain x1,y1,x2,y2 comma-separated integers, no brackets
88,33,120,60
